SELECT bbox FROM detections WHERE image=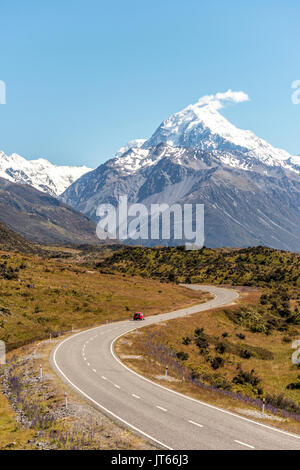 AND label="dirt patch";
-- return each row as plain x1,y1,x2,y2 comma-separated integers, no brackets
154,375,180,382
235,408,285,422
120,355,143,360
